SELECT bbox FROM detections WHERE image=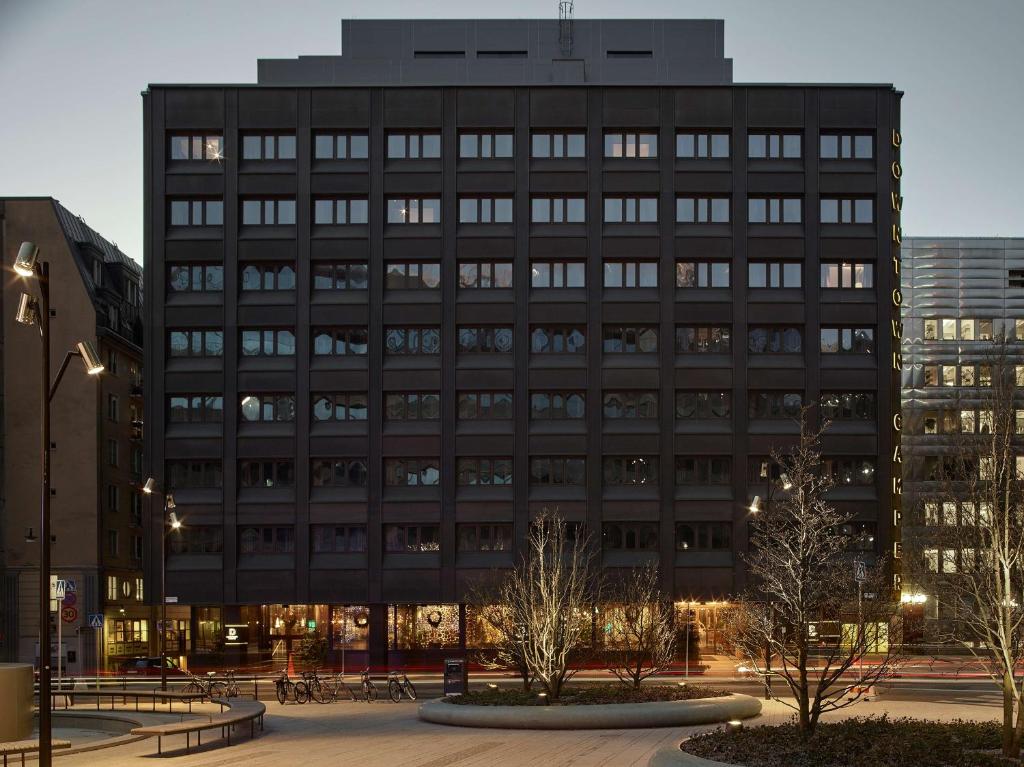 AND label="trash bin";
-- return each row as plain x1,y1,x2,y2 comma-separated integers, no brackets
443,658,467,696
